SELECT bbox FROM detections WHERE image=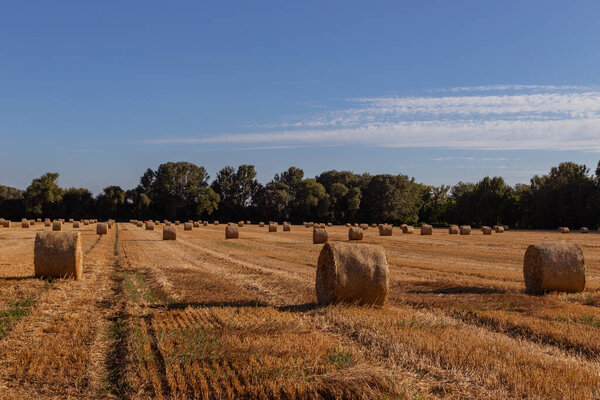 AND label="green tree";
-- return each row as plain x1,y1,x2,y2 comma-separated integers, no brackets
293,179,329,221
62,188,94,219
24,172,63,216
211,165,260,220
96,186,127,219
361,174,422,224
